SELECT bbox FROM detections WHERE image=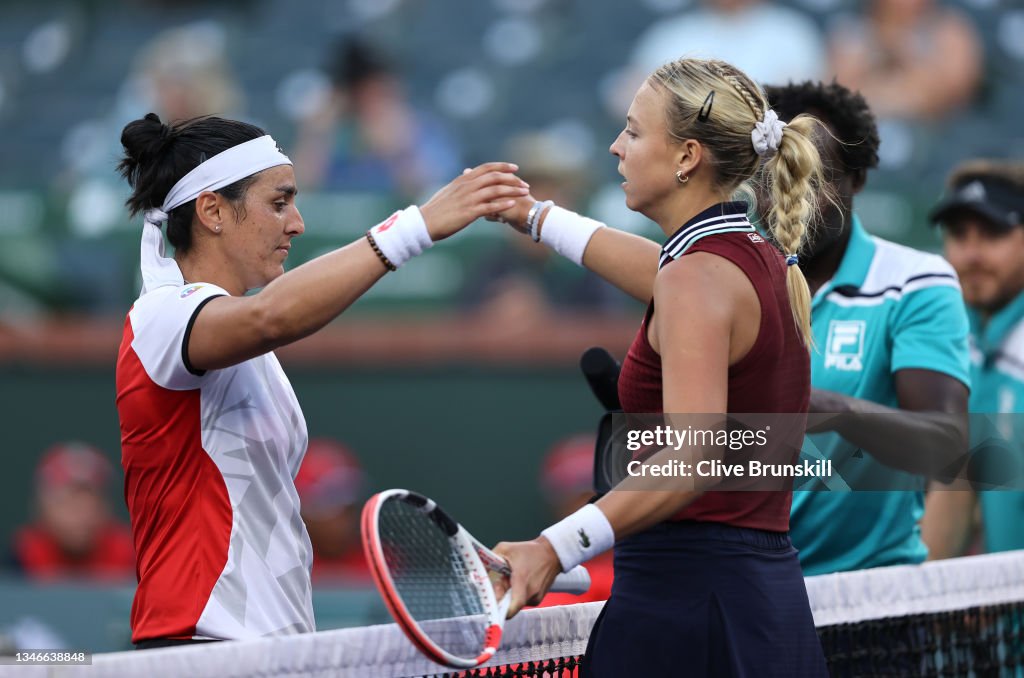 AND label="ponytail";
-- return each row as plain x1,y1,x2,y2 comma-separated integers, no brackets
763,114,823,348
